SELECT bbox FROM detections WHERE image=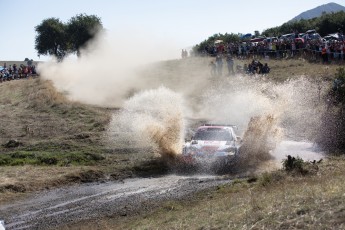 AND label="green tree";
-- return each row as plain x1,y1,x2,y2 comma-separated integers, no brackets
35,18,67,61
262,26,280,37
193,33,240,54
66,14,103,56
261,11,345,37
